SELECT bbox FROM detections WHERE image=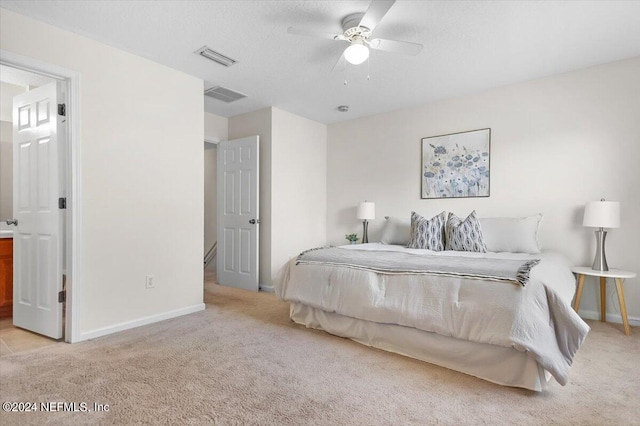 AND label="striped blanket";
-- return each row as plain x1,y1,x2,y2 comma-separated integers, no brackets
297,247,540,286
